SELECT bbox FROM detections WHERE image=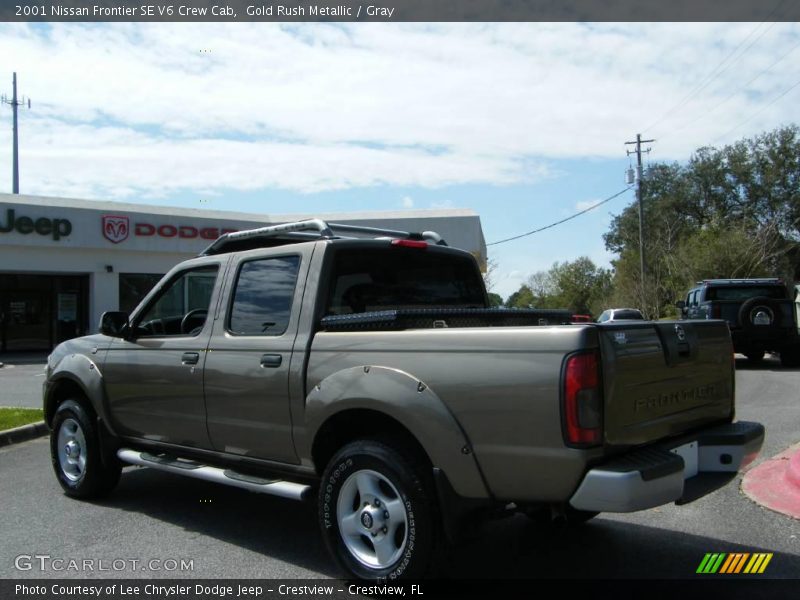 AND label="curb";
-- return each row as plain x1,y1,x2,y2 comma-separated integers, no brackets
0,421,49,447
